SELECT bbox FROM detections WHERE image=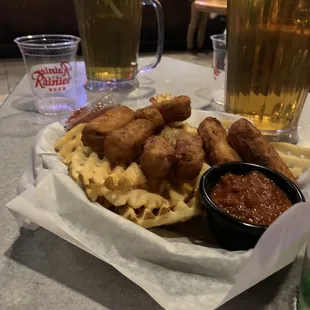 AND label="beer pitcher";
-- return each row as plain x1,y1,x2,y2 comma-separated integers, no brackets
226,0,310,143
74,0,164,92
